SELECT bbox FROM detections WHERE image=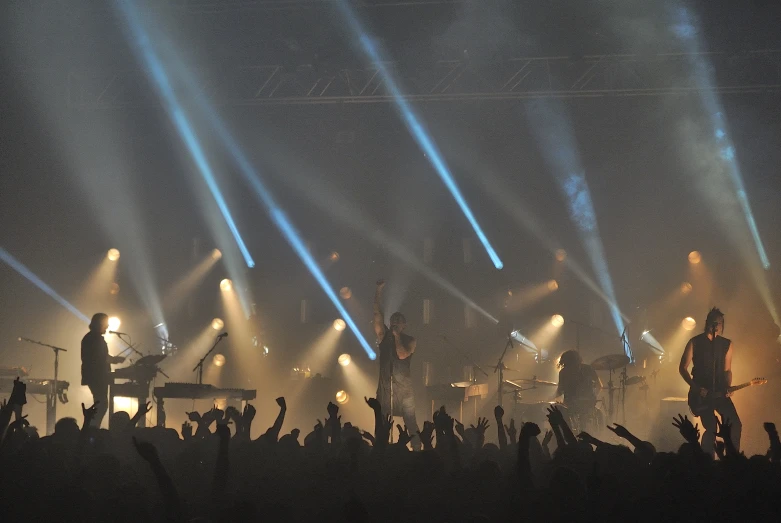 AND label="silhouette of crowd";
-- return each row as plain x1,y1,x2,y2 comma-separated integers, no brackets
1,377,780,523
